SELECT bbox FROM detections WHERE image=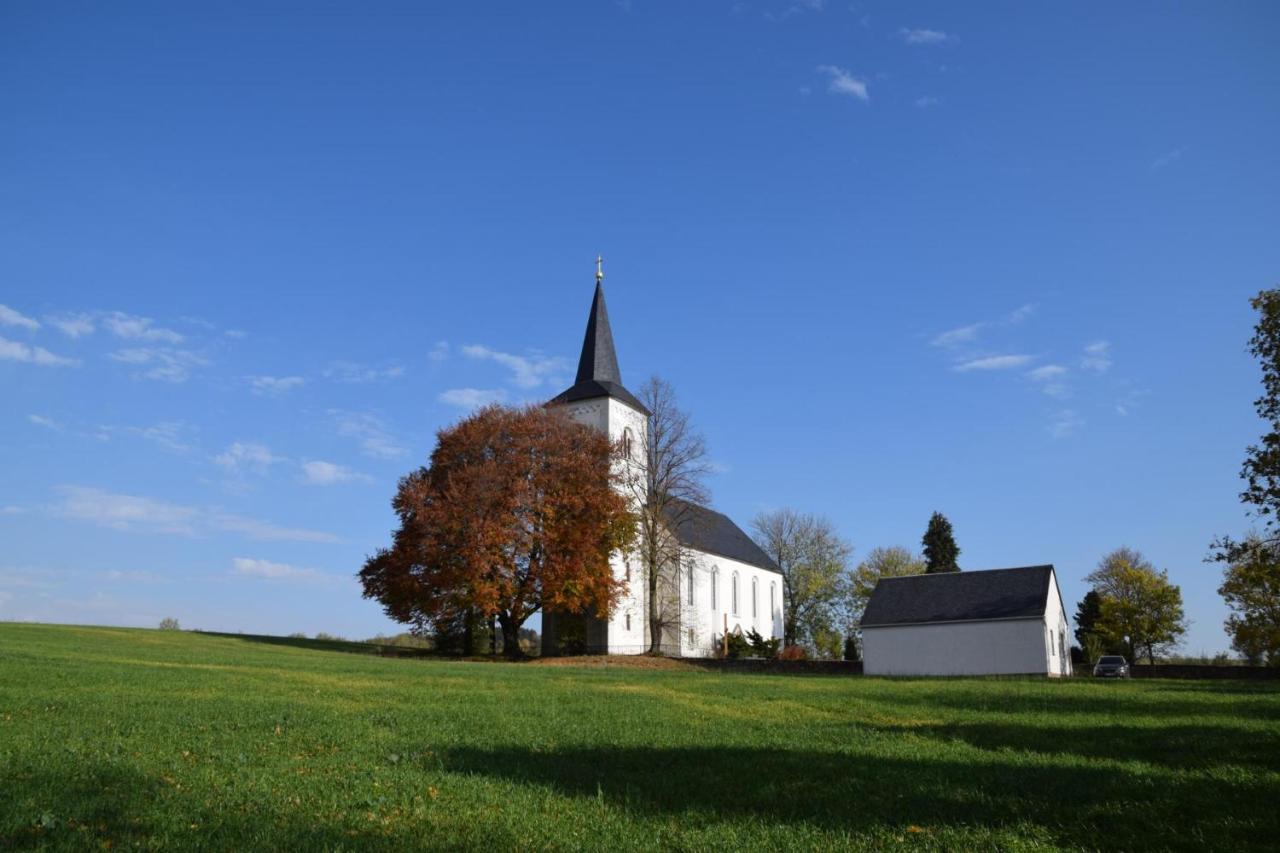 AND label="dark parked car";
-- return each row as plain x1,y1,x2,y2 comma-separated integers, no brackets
1093,655,1130,678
